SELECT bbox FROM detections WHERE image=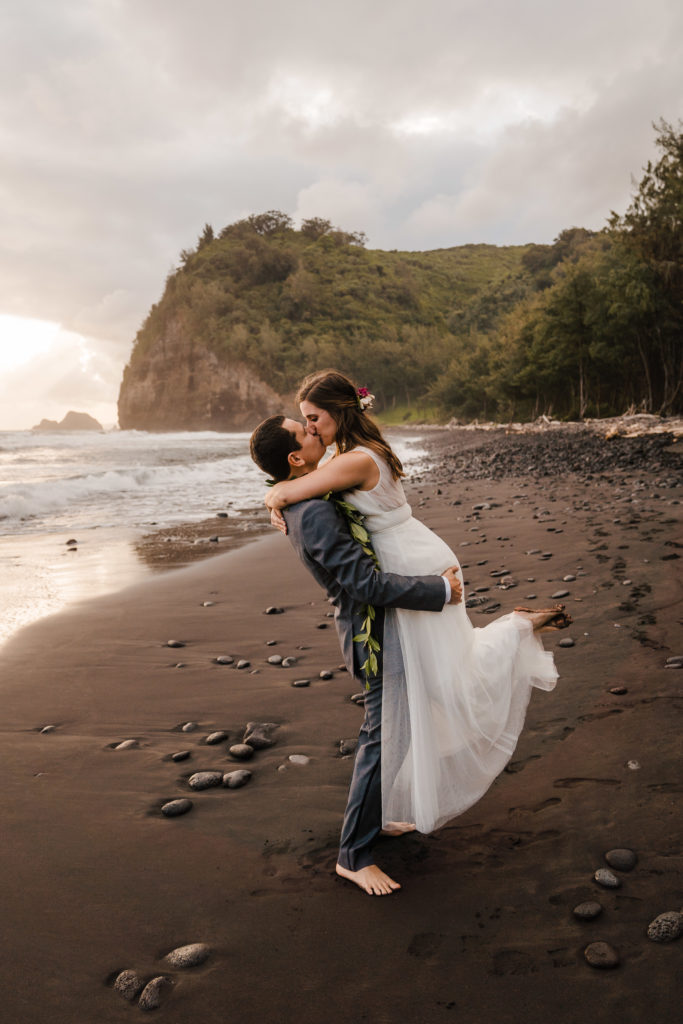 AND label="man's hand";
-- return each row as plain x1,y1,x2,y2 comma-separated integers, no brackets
442,566,462,605
270,506,287,535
